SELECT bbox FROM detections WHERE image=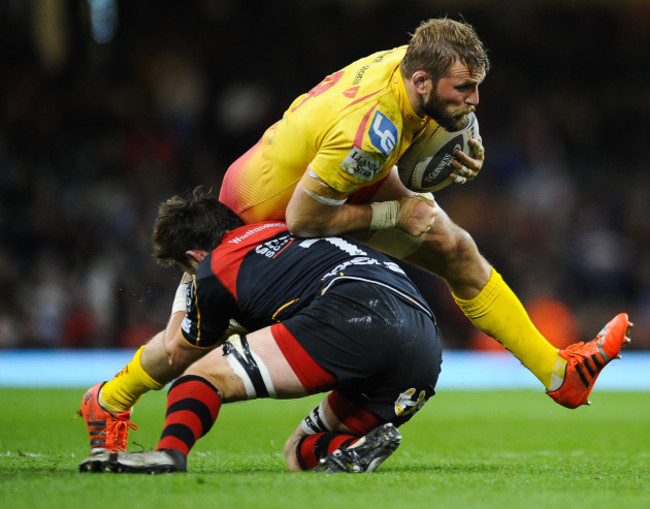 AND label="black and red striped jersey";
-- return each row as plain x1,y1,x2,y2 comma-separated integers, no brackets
180,221,432,348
